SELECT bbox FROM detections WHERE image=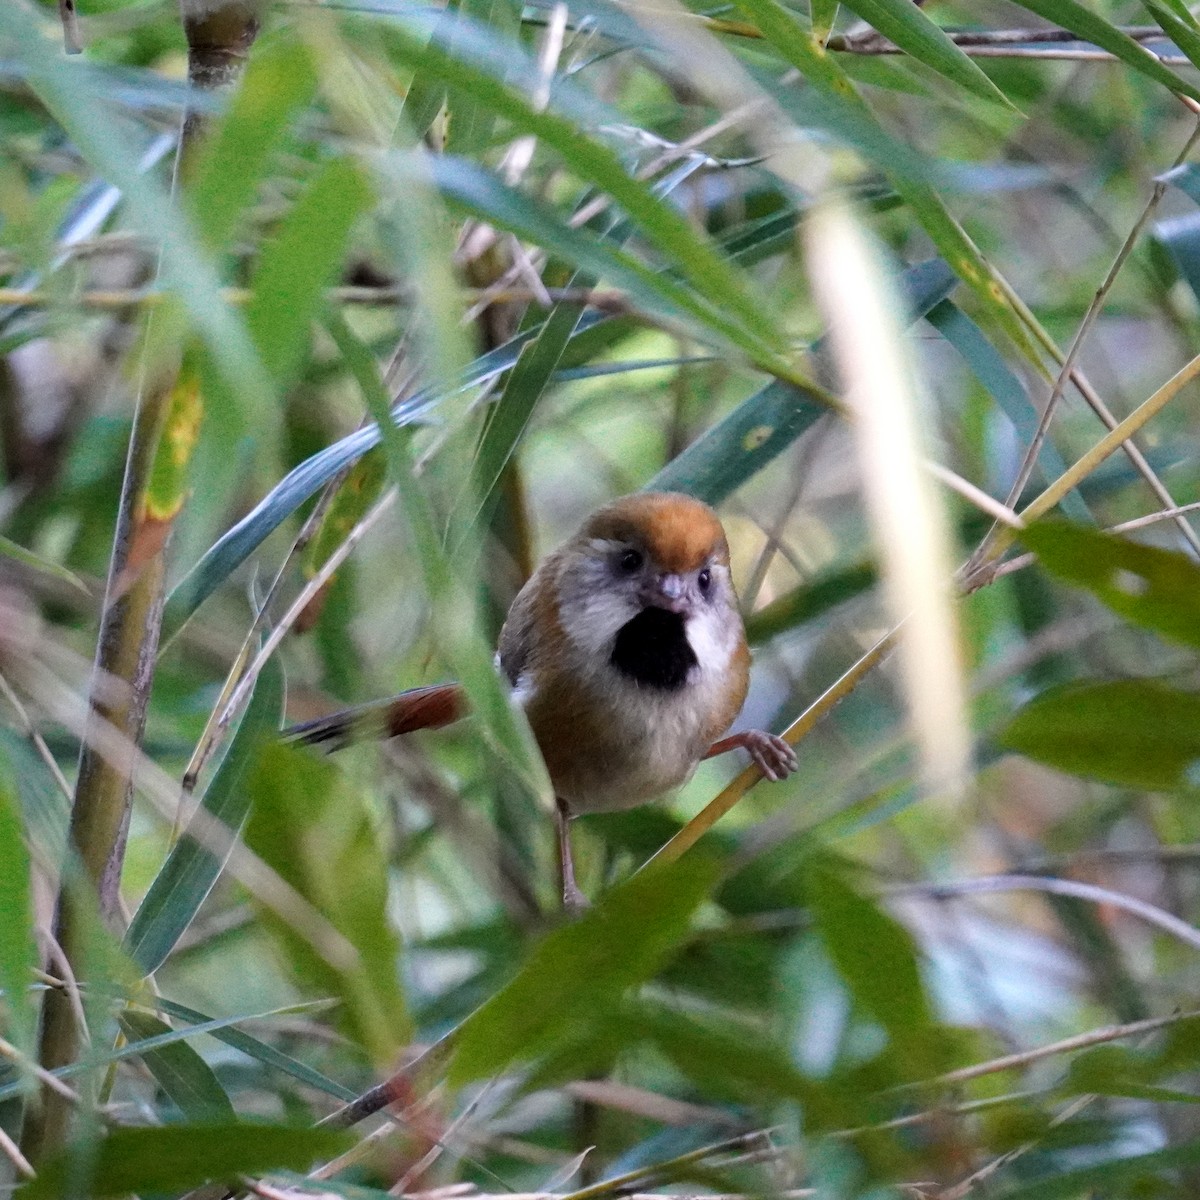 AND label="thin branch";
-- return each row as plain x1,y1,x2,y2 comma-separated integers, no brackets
991,119,1200,560
218,488,397,728
914,1007,1200,1091
642,629,897,871
890,873,1200,953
